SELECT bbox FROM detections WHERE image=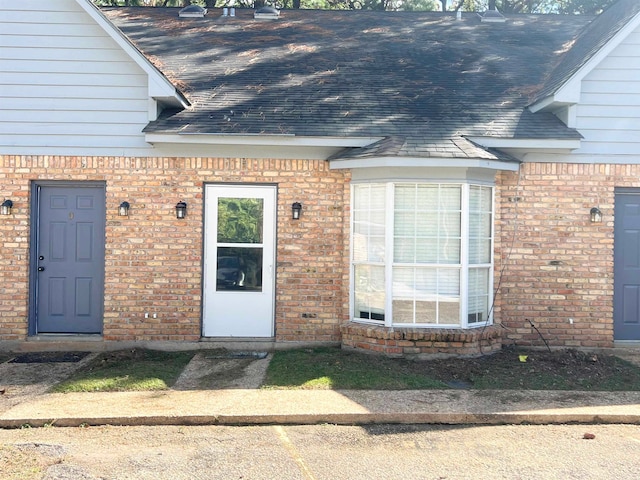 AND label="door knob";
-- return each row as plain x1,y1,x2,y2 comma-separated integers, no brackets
38,266,45,272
